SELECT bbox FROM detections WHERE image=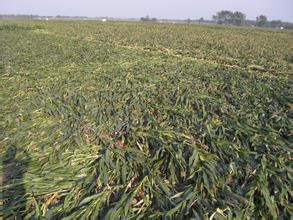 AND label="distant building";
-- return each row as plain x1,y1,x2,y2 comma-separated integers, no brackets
102,19,107,22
